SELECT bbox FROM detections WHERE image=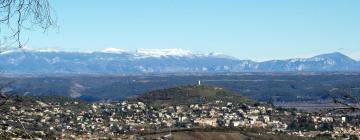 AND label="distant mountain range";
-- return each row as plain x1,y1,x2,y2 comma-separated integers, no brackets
0,48,359,74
